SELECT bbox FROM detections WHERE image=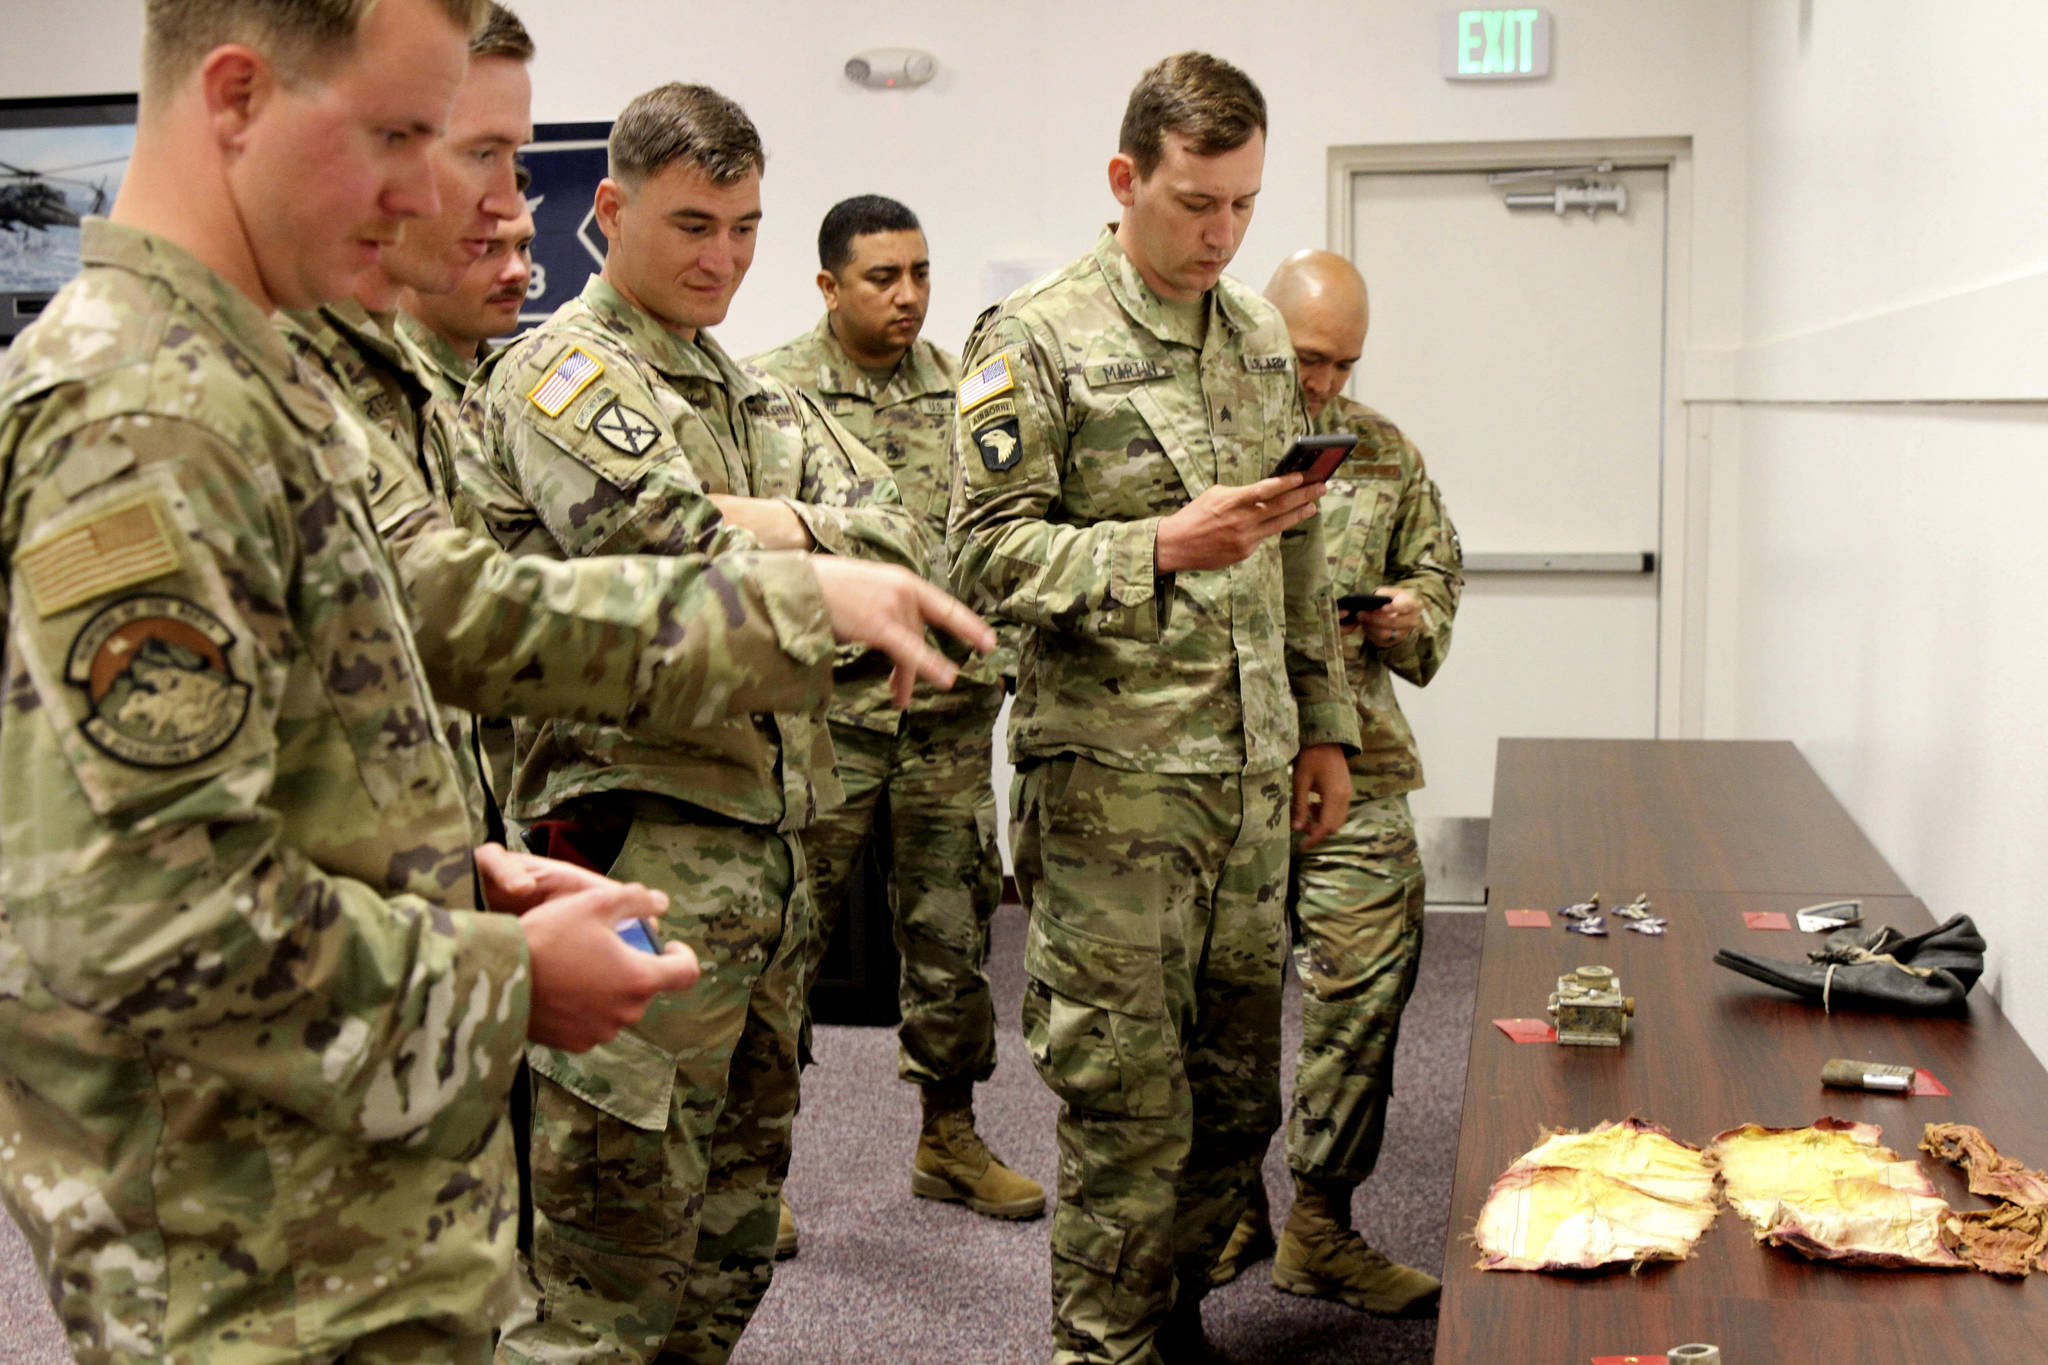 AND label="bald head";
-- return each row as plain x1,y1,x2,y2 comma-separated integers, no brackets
1266,249,1369,417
